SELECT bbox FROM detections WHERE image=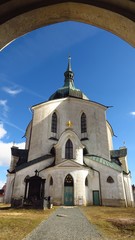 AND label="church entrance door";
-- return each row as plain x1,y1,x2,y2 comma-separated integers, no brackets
93,190,100,205
64,174,74,206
